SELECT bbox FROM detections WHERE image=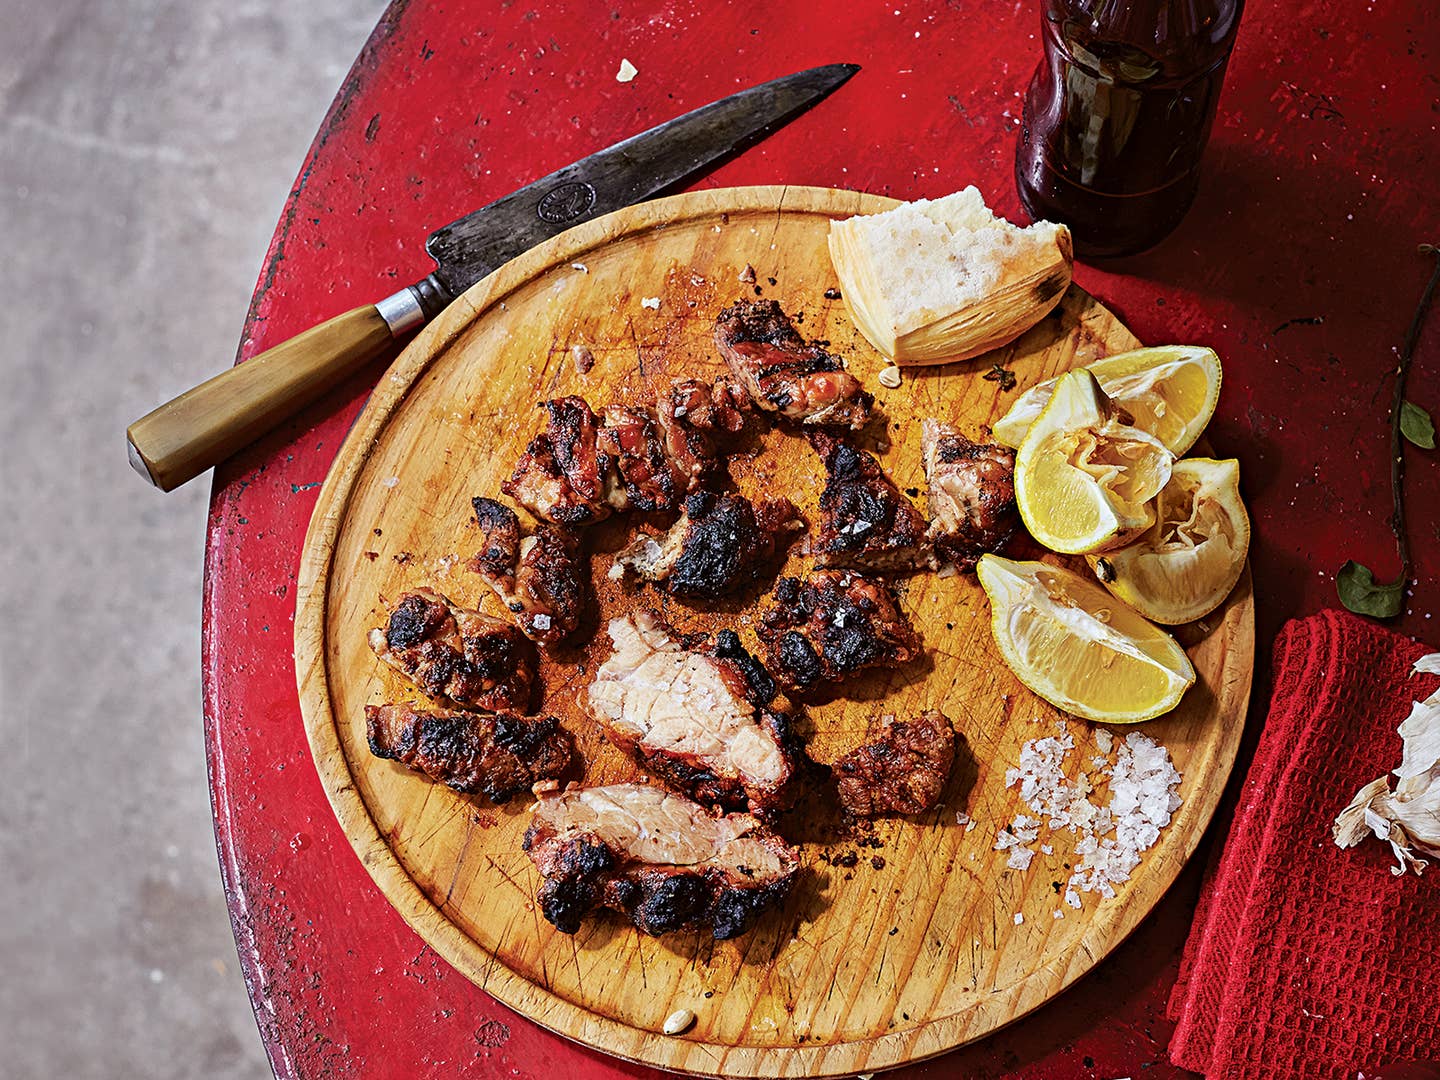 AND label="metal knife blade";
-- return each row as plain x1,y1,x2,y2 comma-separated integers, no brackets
126,62,859,491
413,63,859,315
